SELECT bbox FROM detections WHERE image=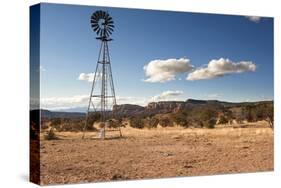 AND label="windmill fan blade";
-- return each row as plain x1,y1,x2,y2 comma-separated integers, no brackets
105,29,110,37
91,19,98,24
94,11,99,16
98,11,102,18
91,23,99,29
107,16,113,22
102,11,106,18
95,11,100,18
107,27,114,32
97,28,101,35
104,13,109,20
100,29,104,36
107,29,112,35
91,23,98,27
106,20,114,25
93,25,99,32
94,14,100,20
108,24,115,28
106,18,113,22
91,14,97,20
91,15,98,19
